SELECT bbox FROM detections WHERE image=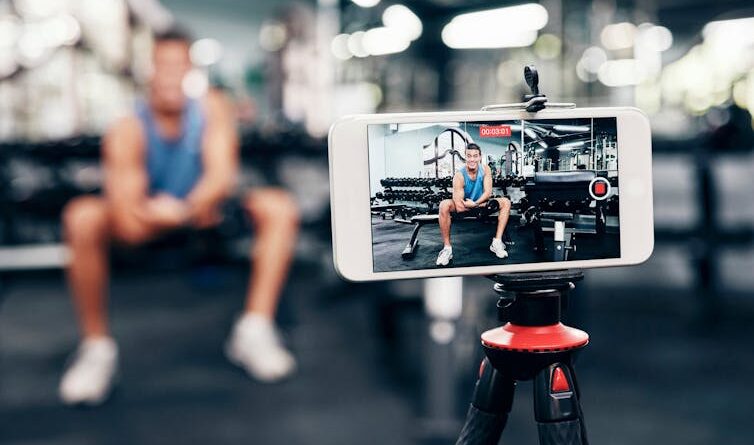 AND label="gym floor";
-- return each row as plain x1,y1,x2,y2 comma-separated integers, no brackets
371,214,620,272
2,262,753,445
